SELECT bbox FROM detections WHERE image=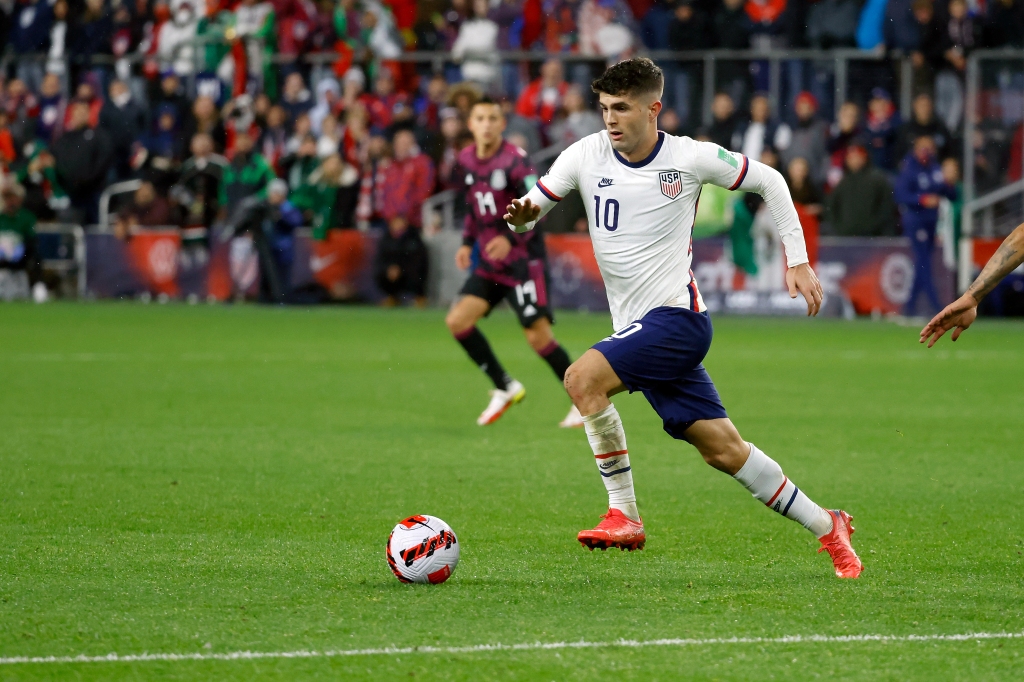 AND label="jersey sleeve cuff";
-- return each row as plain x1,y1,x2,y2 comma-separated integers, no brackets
462,236,475,247
508,220,535,234
535,179,562,202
